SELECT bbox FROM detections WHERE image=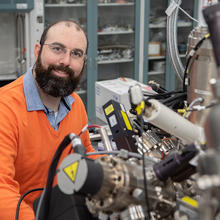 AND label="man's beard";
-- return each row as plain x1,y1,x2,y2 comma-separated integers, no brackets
35,57,82,97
